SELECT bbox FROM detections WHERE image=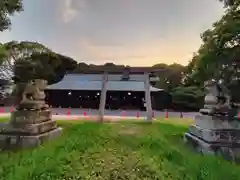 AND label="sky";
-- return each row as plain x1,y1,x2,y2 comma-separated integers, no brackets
0,0,224,66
